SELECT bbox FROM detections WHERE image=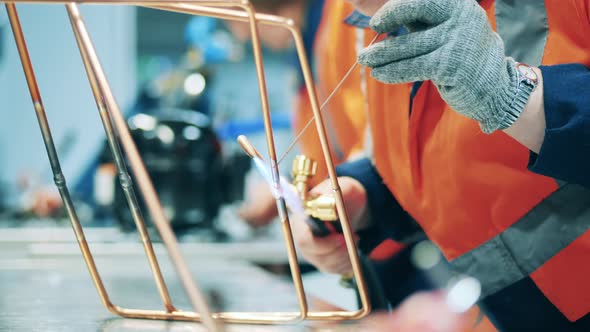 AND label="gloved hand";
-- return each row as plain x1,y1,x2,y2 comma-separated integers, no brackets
357,0,520,133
